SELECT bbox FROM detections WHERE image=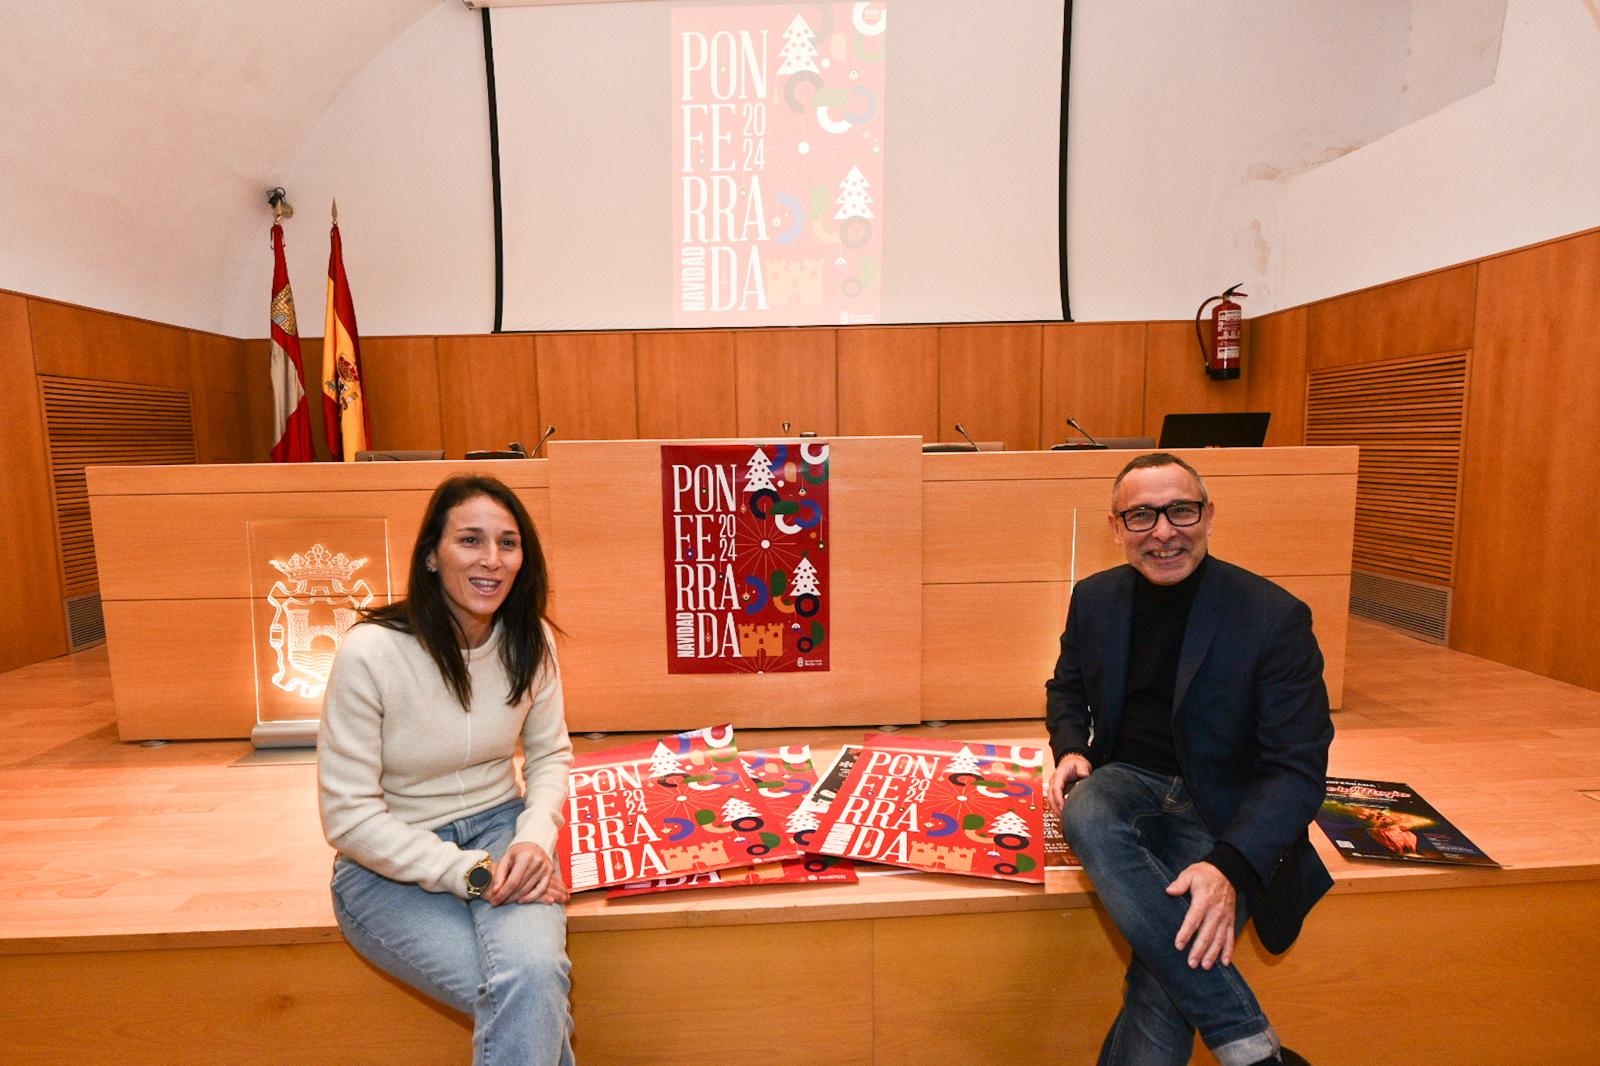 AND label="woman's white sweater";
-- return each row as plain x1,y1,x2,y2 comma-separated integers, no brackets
317,621,572,899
